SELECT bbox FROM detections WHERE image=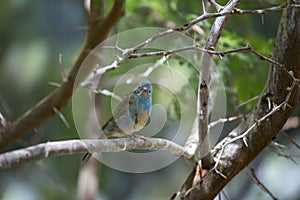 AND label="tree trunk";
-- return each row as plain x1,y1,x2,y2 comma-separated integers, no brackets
182,3,300,199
